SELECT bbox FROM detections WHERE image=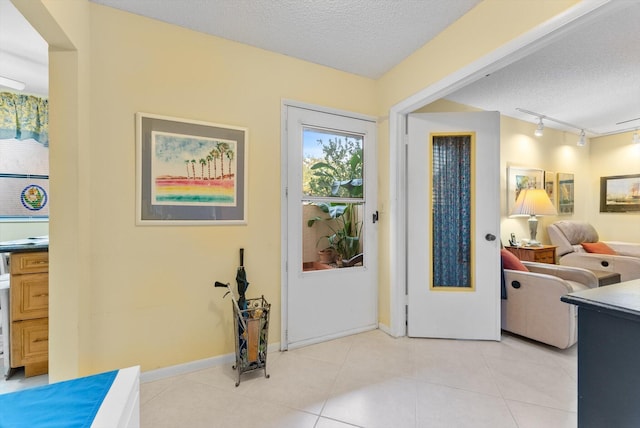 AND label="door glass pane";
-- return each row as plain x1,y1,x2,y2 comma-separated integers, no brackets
431,134,473,289
302,127,364,271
